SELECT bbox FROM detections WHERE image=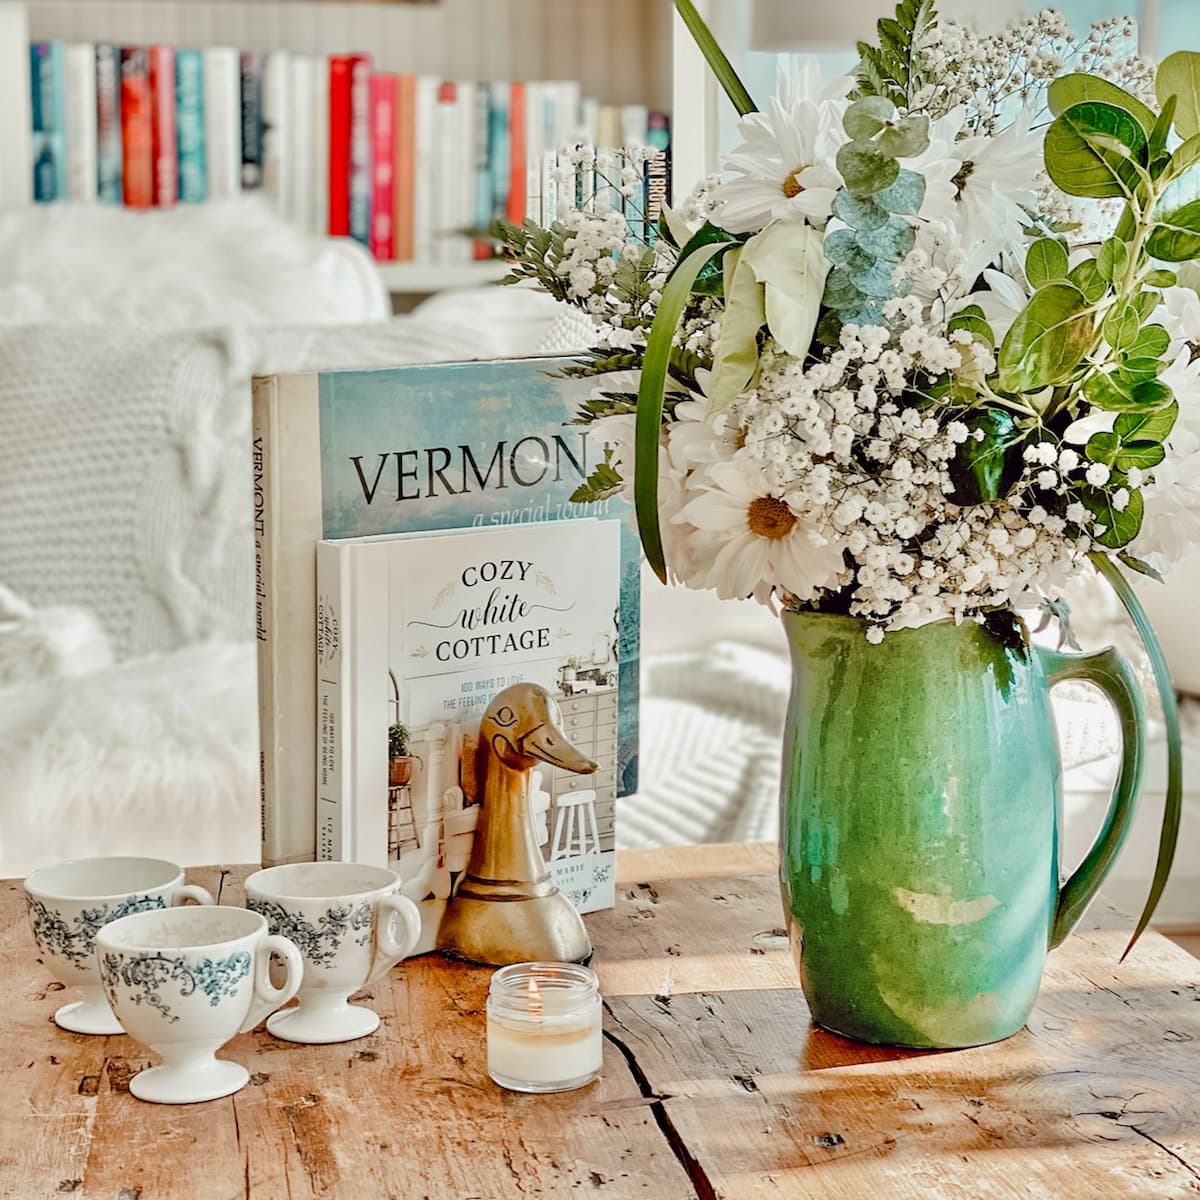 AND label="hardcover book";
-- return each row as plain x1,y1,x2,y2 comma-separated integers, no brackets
119,47,152,209
252,357,640,867
202,47,240,201
63,43,96,203
149,45,177,207
95,44,122,204
316,519,621,949
30,41,66,202
175,49,206,204
239,51,263,190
